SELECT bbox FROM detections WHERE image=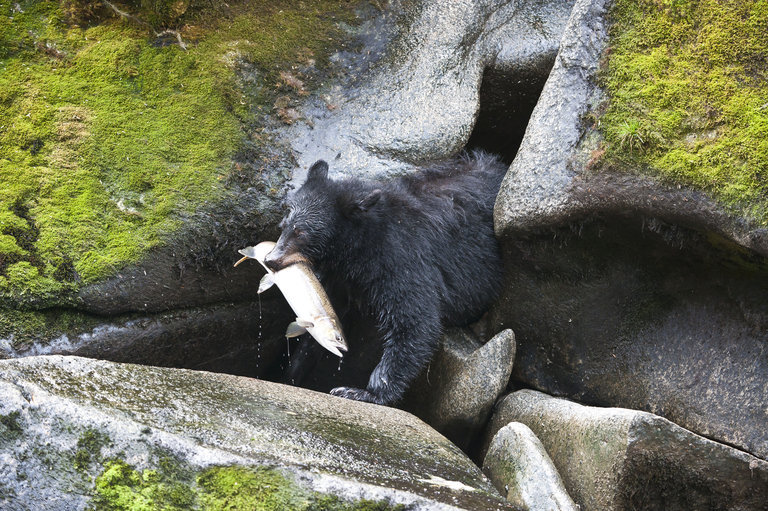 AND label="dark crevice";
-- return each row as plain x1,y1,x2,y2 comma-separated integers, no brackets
466,65,551,163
